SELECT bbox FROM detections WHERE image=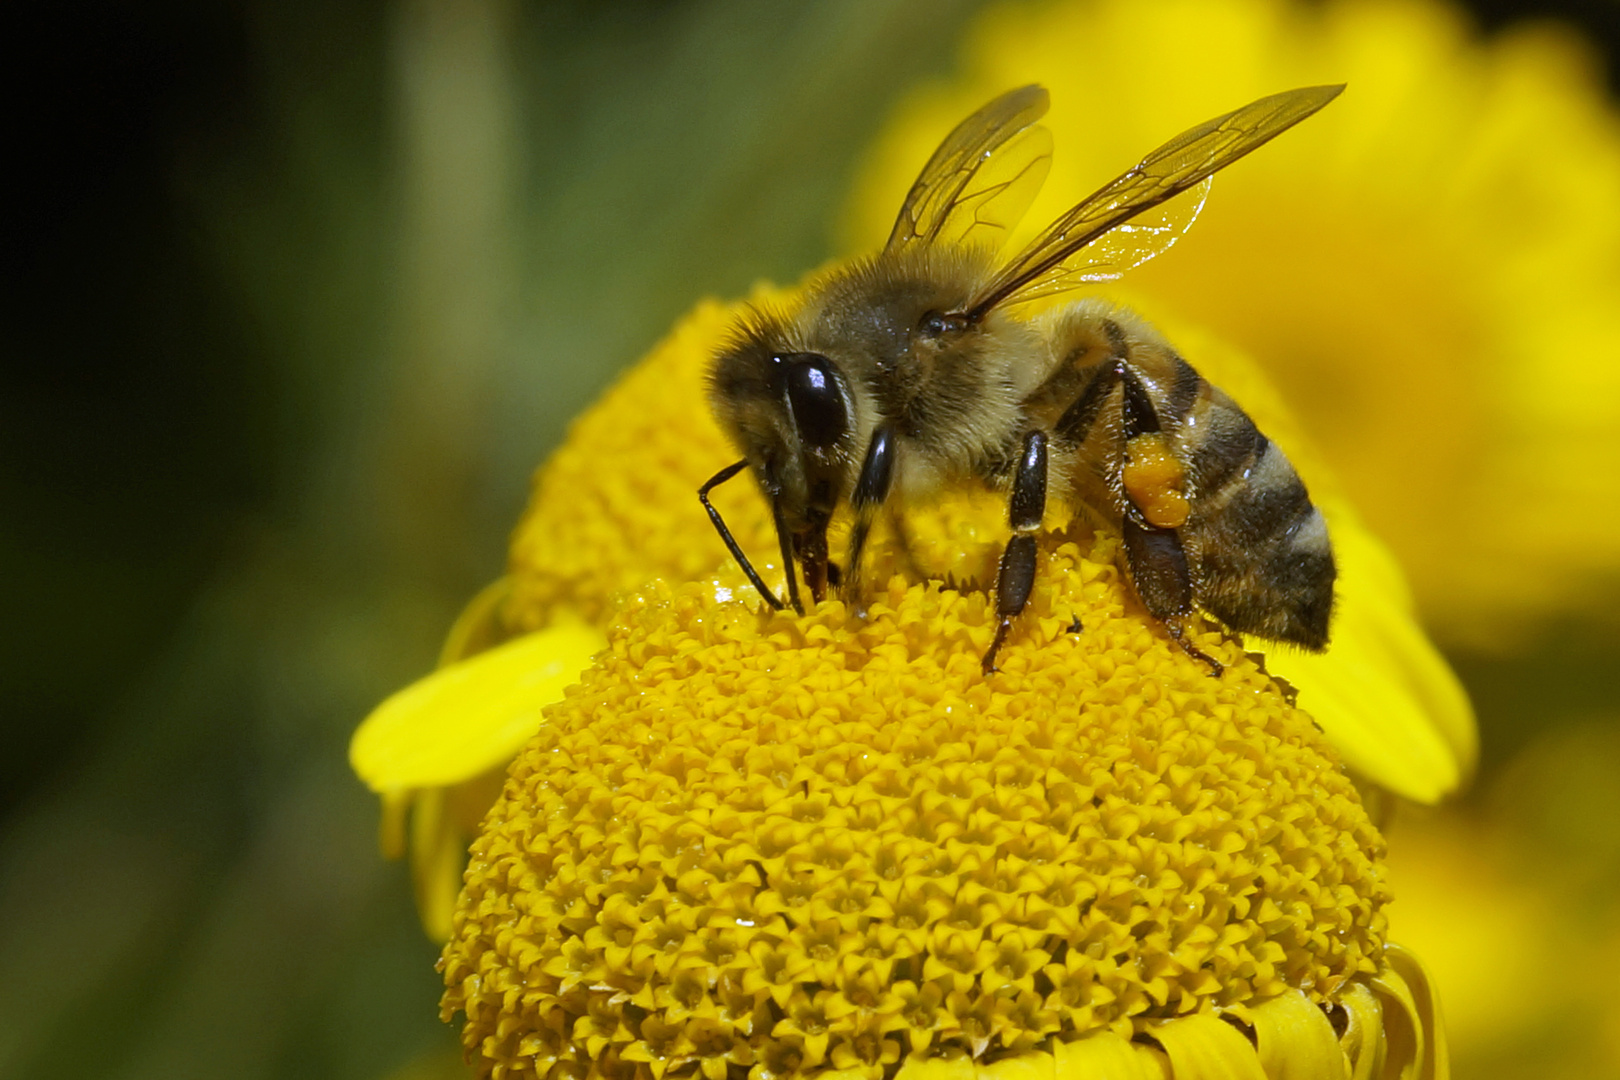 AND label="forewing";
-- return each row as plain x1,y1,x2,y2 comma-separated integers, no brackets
964,84,1344,318
886,85,1053,255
